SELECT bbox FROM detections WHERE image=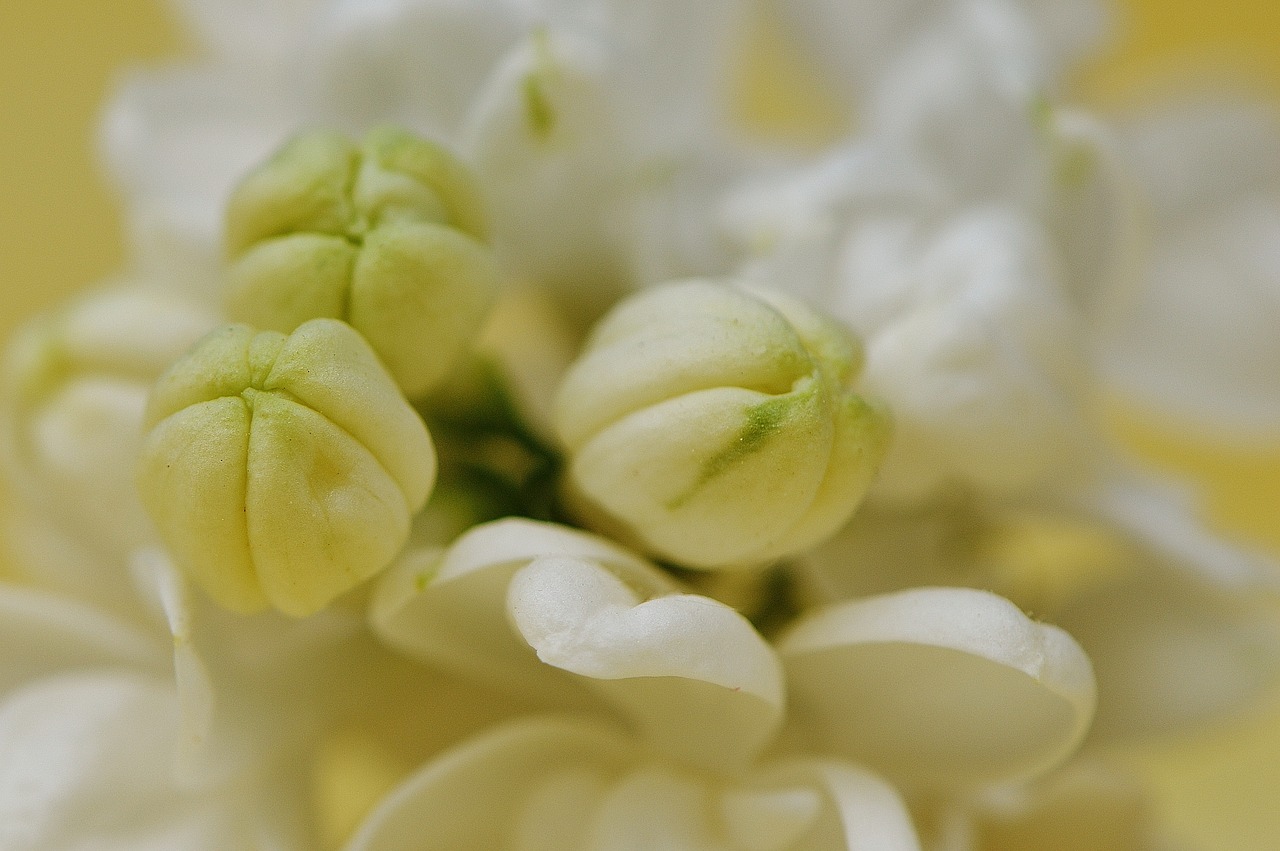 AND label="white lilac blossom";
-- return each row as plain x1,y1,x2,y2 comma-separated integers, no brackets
102,0,753,323
356,518,1095,846
1102,97,1280,437
2,0,1279,847
137,319,436,616
0,288,217,613
722,0,1130,506
554,280,891,568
